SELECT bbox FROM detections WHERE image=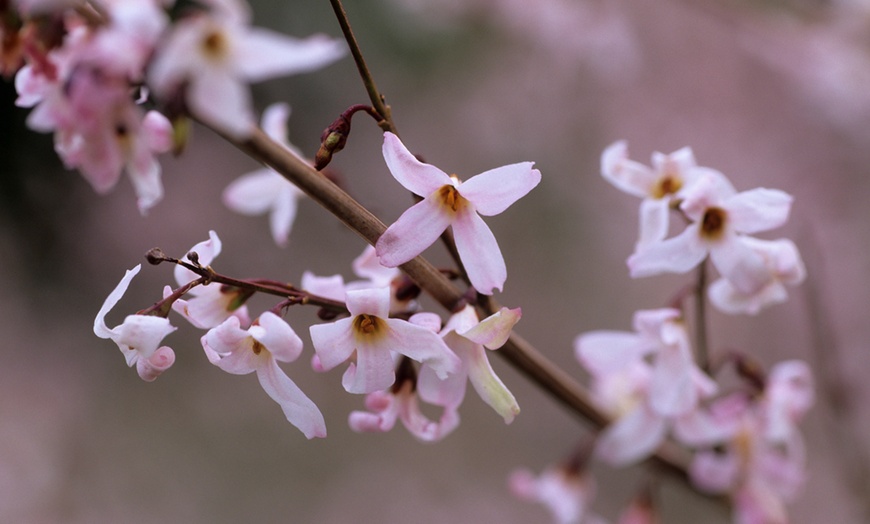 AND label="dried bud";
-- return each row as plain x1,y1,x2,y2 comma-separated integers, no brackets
145,248,168,265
